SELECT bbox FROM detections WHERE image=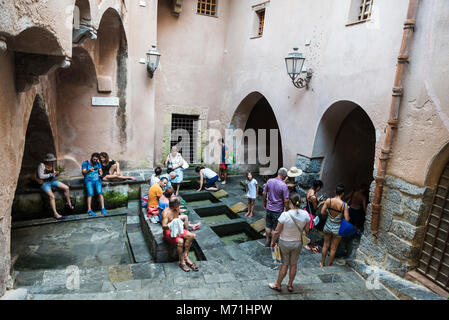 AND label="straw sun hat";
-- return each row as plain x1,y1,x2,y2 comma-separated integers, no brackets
287,167,303,178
